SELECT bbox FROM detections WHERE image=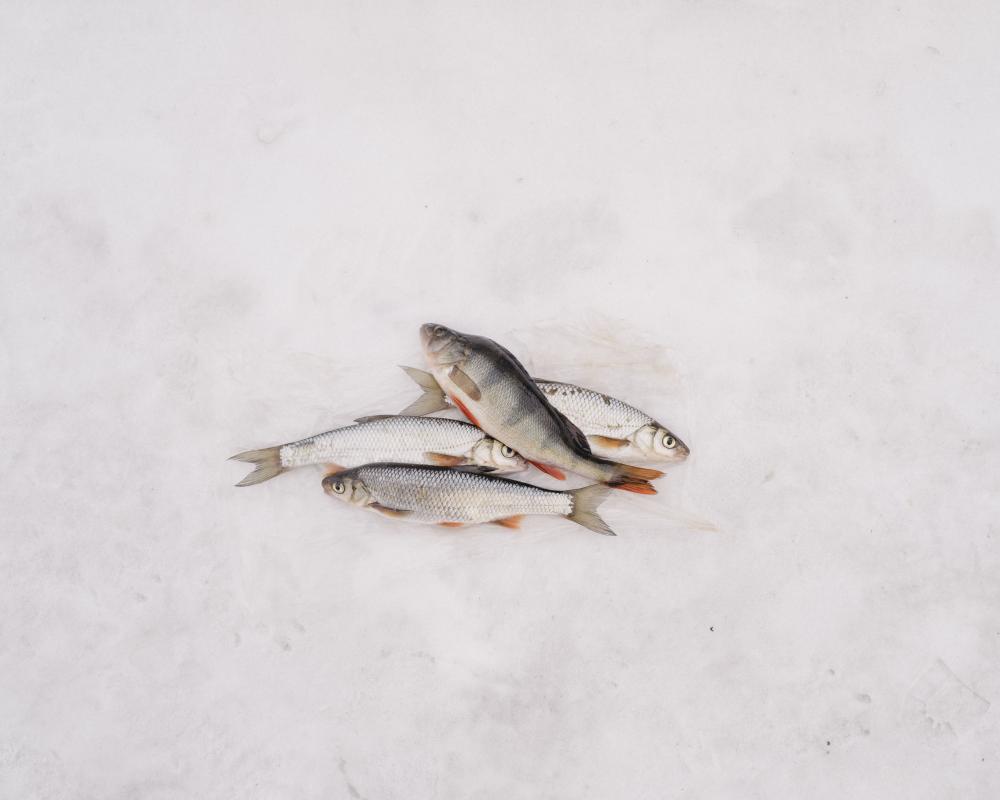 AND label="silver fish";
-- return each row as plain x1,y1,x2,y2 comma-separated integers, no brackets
323,463,614,535
230,414,526,486
419,324,663,493
398,366,689,464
